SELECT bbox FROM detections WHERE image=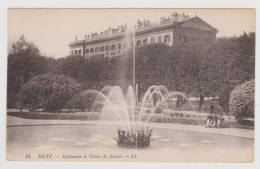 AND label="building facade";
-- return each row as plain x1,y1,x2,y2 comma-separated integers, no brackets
69,13,218,60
